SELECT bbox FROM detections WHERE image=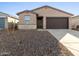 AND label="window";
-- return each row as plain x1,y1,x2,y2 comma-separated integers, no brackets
24,15,30,24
